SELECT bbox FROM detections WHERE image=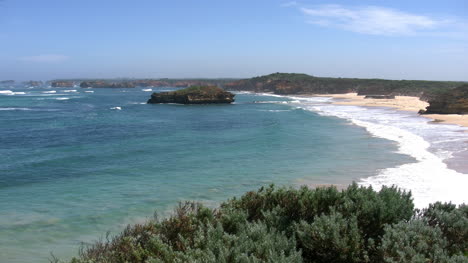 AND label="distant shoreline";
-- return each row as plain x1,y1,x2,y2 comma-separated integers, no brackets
313,93,468,128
